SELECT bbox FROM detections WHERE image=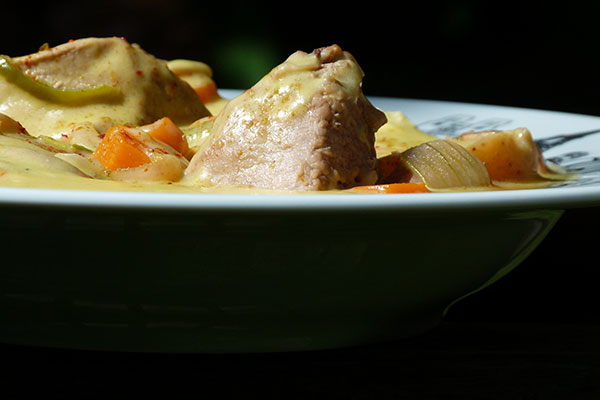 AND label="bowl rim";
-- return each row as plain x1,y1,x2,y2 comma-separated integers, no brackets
0,185,598,213
2,92,600,213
